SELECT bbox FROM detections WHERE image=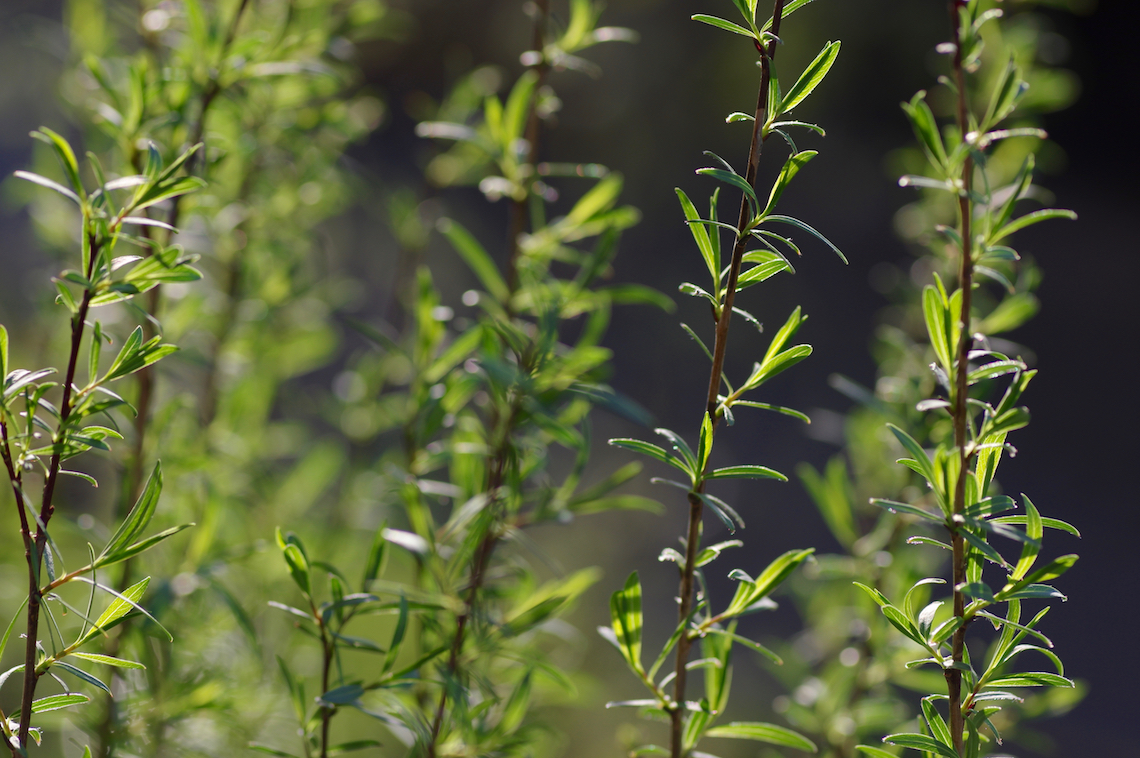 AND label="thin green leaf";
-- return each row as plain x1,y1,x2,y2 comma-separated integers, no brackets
655,427,699,474
52,661,110,695
13,170,81,205
697,167,757,214
726,548,813,616
691,14,756,39
705,722,816,751
32,127,82,196
855,747,899,758
779,41,840,114
763,151,816,215
22,693,90,716
923,285,952,371
702,627,783,664
609,572,644,674
764,214,847,262
92,524,193,569
697,492,746,533
76,576,161,645
437,218,510,303
97,462,161,562
883,733,958,758
706,465,787,481
609,438,693,479
327,740,384,757
990,515,1080,538
68,652,145,669
249,745,301,758
902,91,948,168
992,209,1077,243
984,672,1074,688
761,0,819,32
886,424,940,501
676,188,718,286
1011,495,1043,581
869,498,942,522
